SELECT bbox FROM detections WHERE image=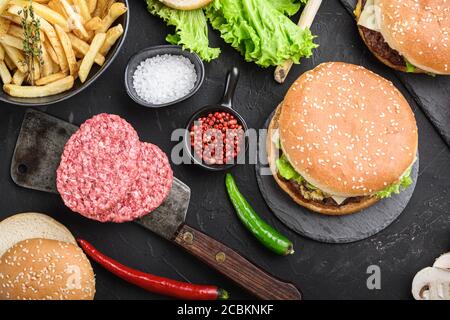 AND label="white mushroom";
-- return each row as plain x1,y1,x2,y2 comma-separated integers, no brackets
412,266,450,300
433,253,450,271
